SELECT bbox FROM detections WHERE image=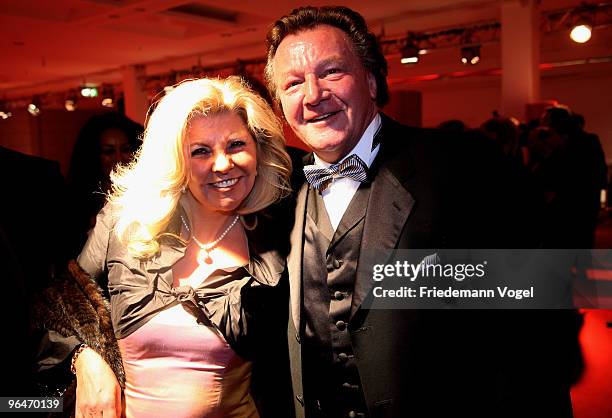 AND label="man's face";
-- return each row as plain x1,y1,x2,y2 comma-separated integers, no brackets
272,25,378,163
